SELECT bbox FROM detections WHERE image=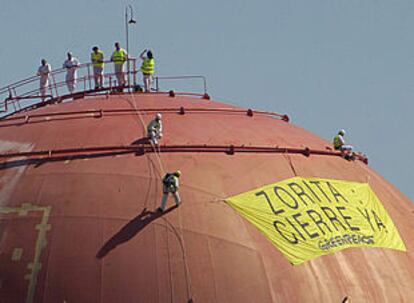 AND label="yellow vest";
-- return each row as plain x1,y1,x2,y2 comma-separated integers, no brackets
141,58,155,74
112,48,127,65
91,50,104,68
333,135,342,149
